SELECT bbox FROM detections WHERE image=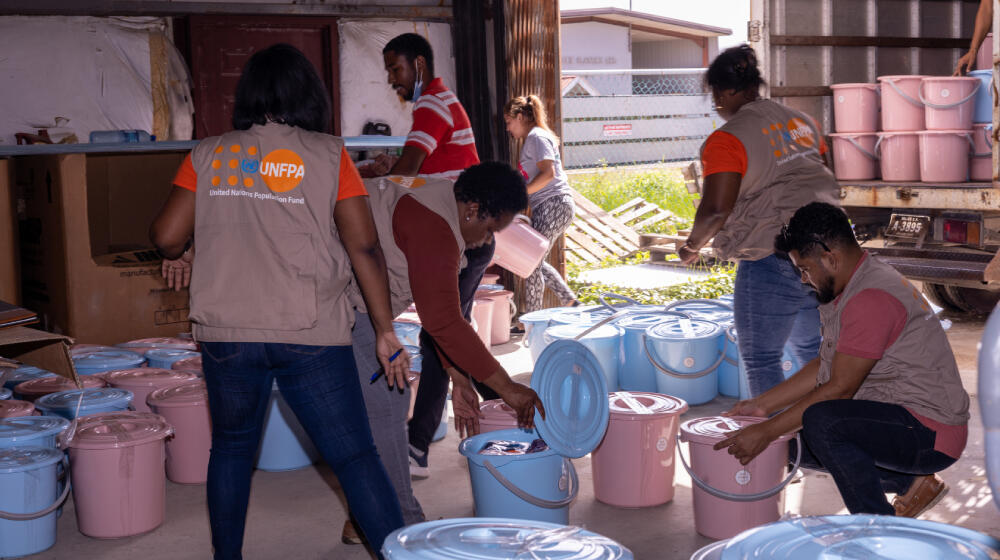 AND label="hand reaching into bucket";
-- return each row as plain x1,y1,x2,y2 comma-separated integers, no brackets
713,422,776,465
449,369,483,438
721,398,768,418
